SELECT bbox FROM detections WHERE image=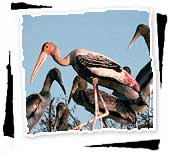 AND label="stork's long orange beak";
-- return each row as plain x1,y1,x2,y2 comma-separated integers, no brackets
30,51,48,84
128,31,140,49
